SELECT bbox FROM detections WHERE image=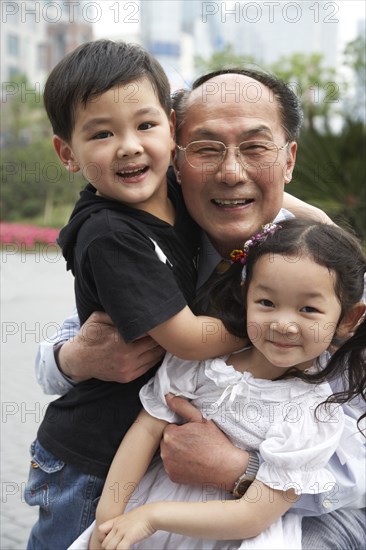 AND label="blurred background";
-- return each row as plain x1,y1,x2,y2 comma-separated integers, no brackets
0,2,365,548
1,0,365,239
